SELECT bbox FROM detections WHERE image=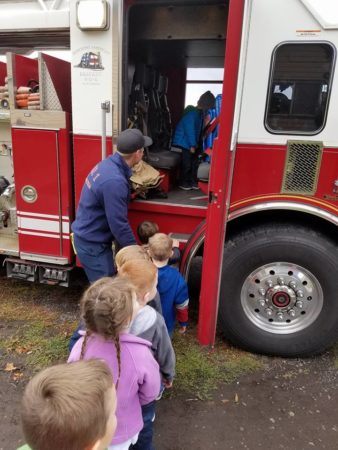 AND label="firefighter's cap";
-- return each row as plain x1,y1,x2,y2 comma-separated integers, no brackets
117,129,153,154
